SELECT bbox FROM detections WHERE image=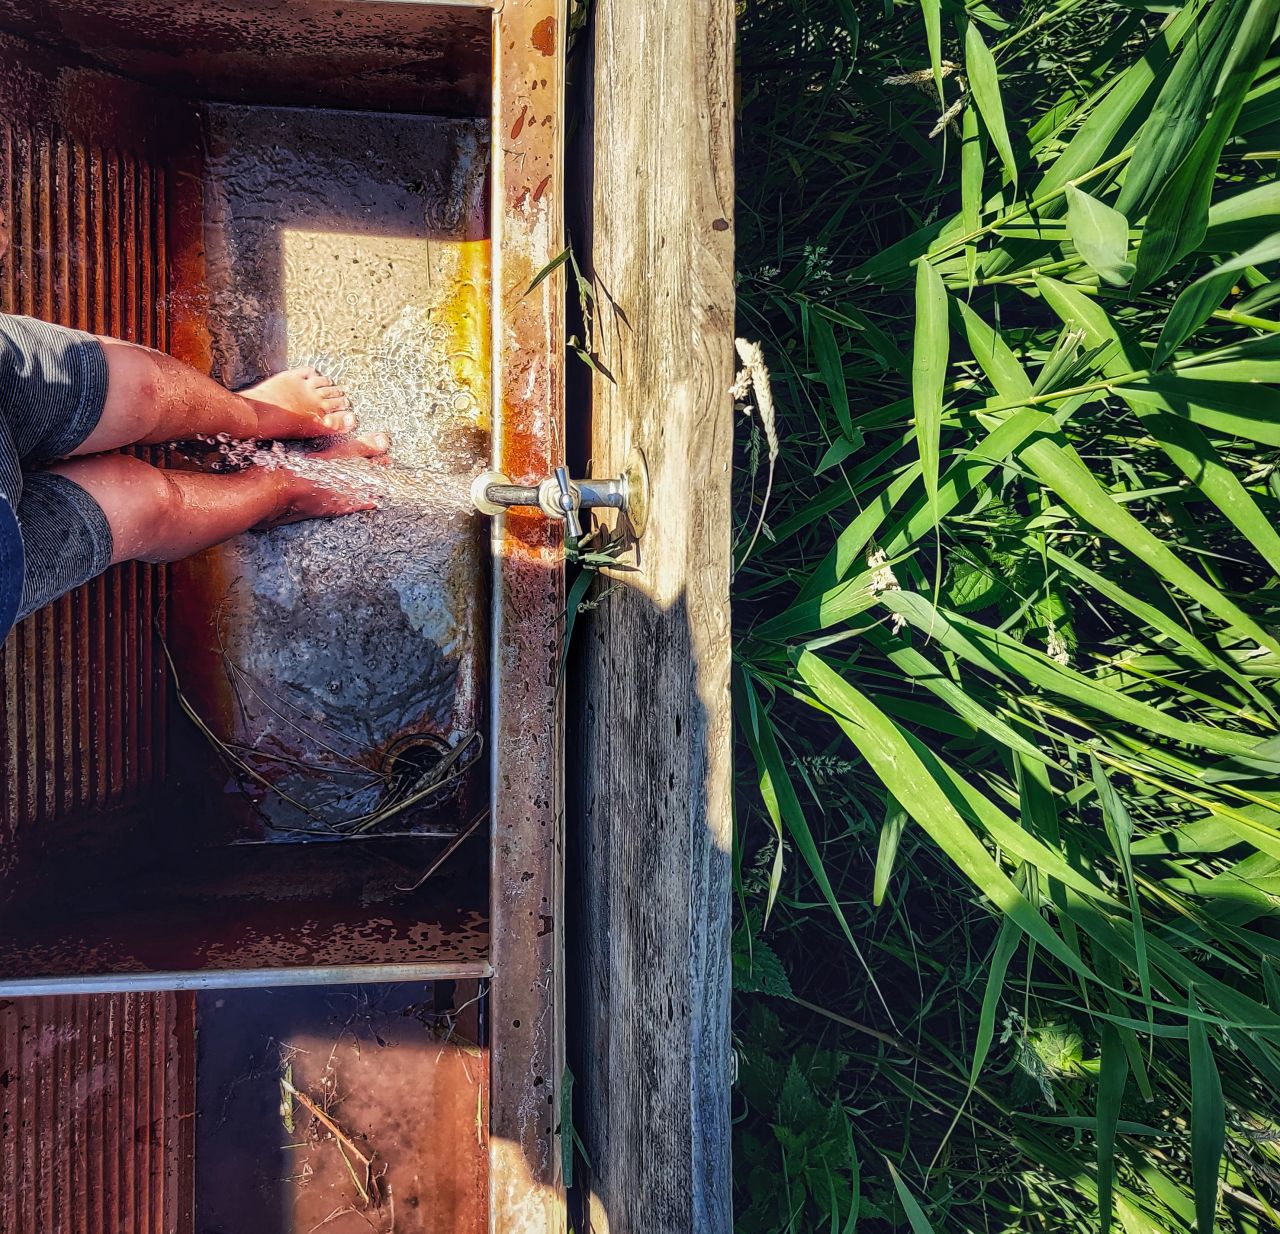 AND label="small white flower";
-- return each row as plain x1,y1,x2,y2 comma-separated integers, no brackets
1046,624,1070,667
890,611,908,635
867,548,900,596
